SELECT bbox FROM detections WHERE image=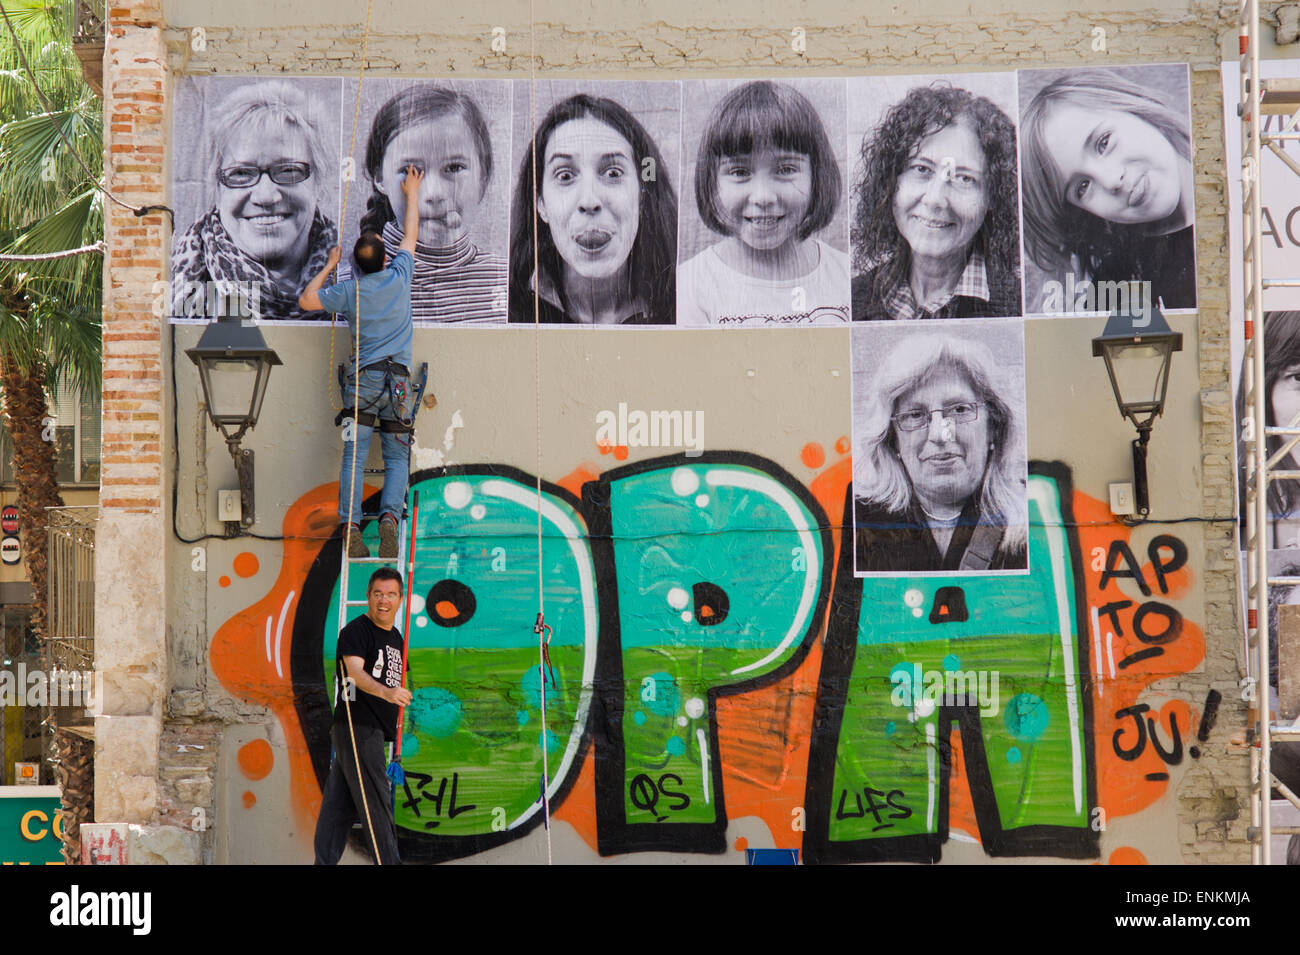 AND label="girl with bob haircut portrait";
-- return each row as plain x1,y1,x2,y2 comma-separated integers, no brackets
852,83,1022,322
356,83,506,323
677,80,849,326
171,80,337,321
1237,310,1300,546
1019,66,1196,311
508,93,677,325
854,331,1028,573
